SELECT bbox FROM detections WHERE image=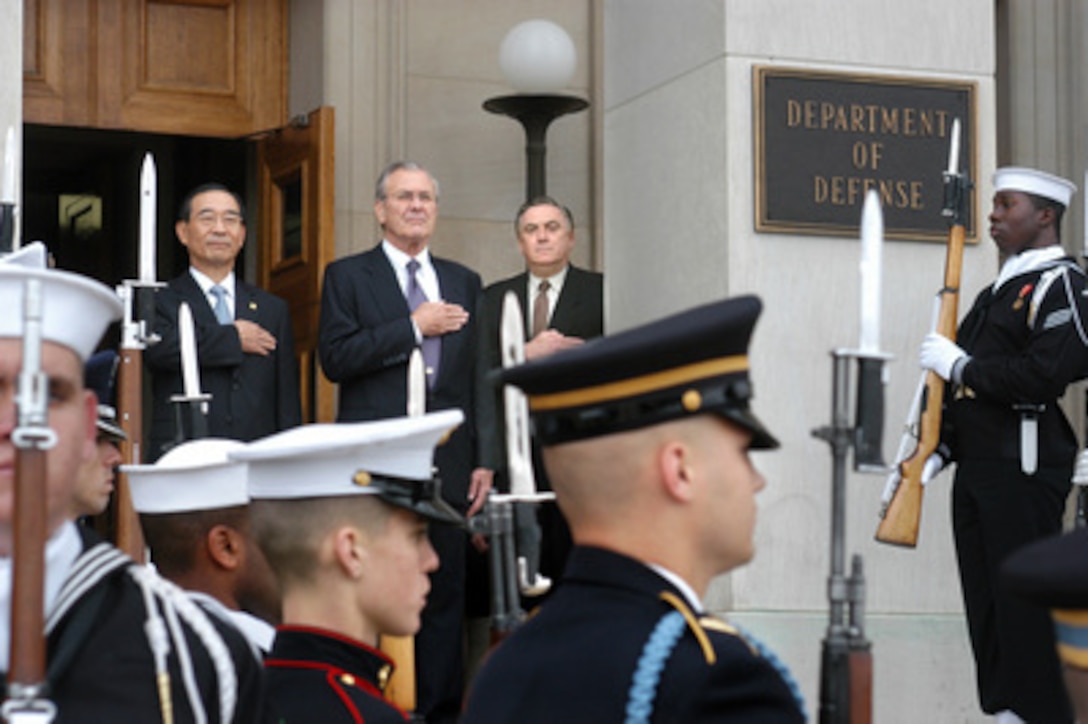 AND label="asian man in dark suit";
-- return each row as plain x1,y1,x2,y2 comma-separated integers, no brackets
476,196,603,585
317,161,493,724
145,183,301,460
